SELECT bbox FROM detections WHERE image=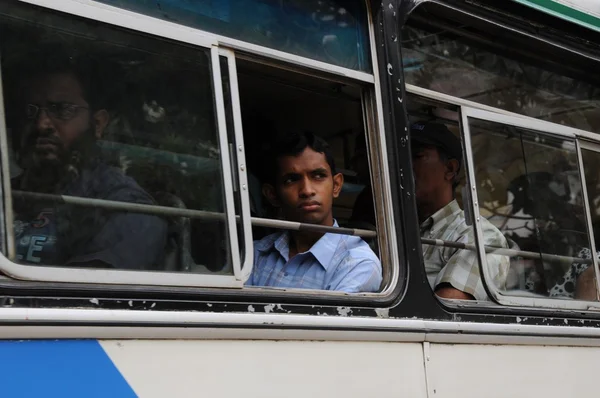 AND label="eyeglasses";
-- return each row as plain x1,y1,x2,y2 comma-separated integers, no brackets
26,102,89,121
